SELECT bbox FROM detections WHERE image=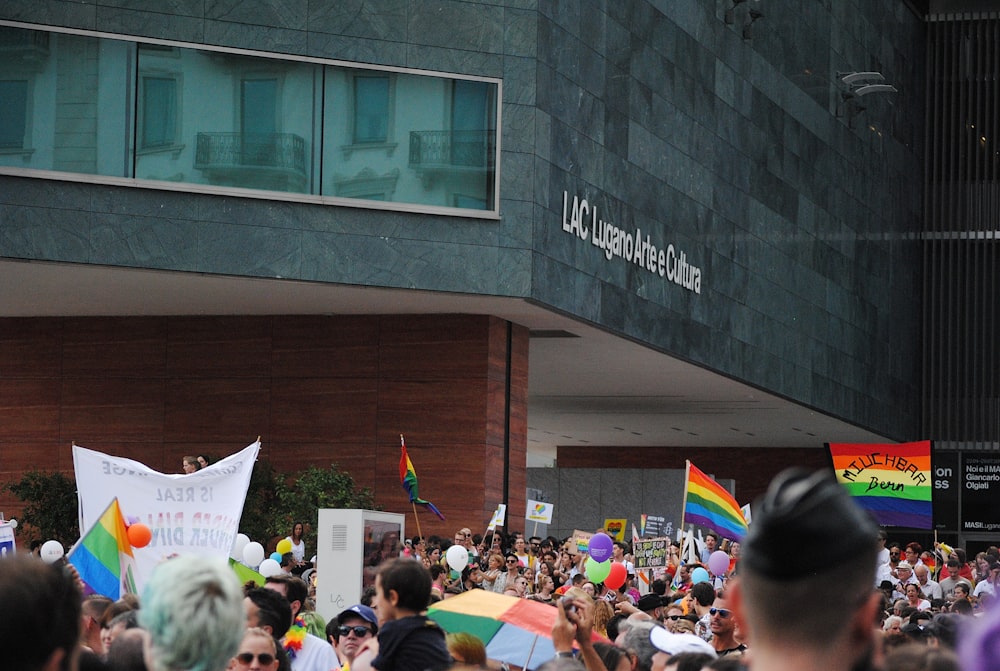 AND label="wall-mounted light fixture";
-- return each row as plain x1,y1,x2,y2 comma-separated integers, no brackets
839,71,898,95
837,72,898,128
